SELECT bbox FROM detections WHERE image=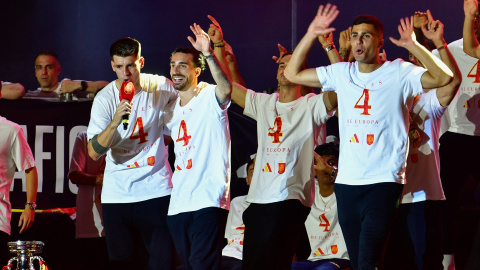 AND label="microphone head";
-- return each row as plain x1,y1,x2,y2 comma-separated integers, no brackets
119,80,135,102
